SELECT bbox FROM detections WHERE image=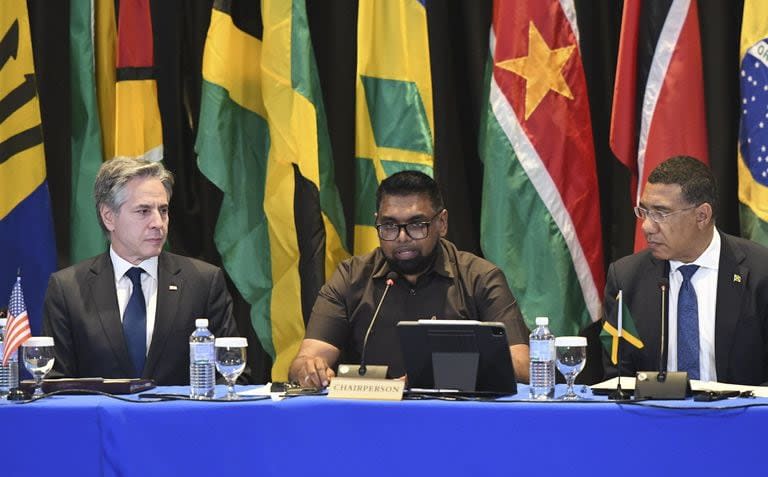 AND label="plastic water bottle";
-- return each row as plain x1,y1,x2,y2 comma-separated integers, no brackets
189,318,215,399
529,316,555,399
0,318,19,397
